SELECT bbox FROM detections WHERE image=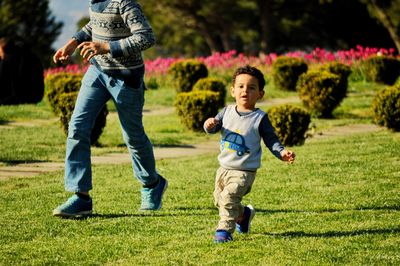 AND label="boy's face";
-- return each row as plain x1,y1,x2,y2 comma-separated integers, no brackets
231,74,264,111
